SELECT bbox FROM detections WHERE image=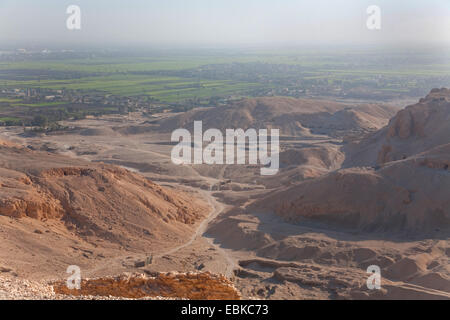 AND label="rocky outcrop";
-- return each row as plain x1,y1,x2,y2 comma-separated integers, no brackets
0,168,64,219
0,139,208,251
252,91,450,233
52,272,241,300
256,150,450,233
156,96,396,137
345,88,450,167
